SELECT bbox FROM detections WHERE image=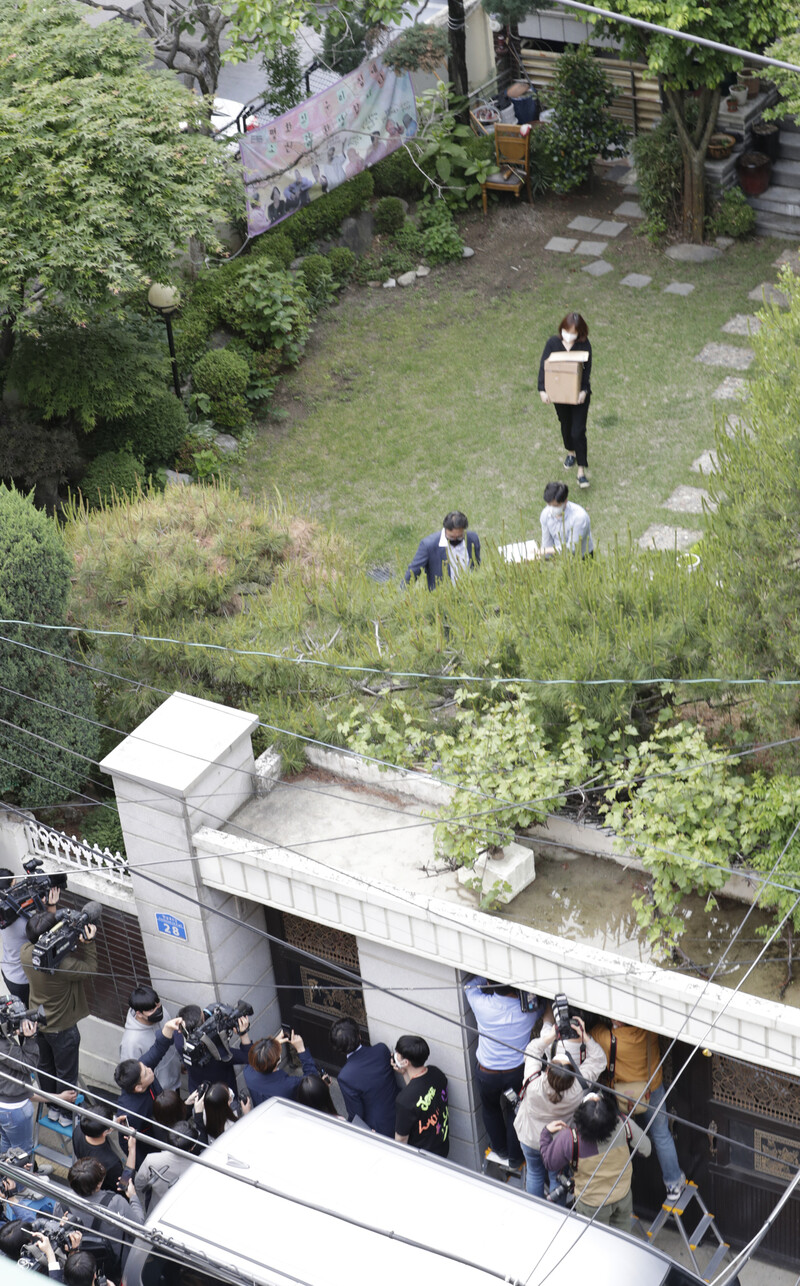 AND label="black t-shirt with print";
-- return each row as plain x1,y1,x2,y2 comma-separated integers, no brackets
395,1065,449,1157
72,1123,124,1190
